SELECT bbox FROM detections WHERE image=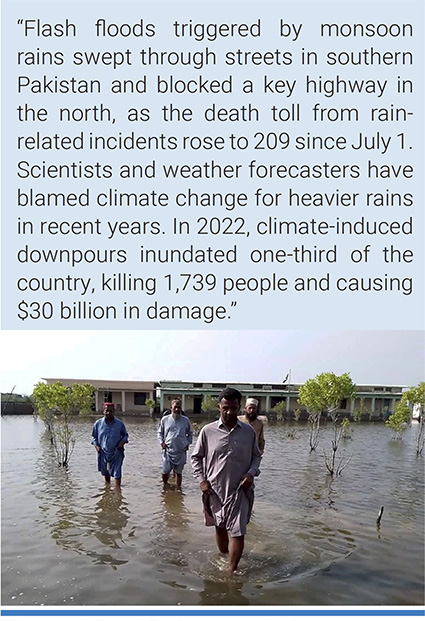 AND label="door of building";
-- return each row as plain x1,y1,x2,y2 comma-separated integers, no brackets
193,397,203,414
